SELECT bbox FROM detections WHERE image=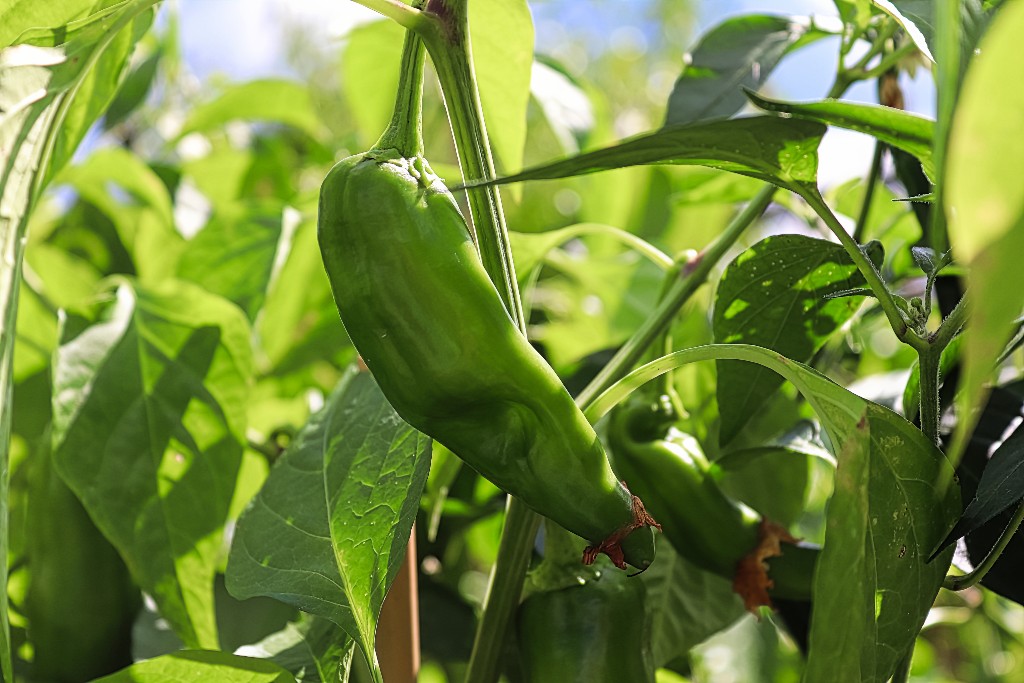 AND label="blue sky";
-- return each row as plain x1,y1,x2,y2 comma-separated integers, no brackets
175,0,936,185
